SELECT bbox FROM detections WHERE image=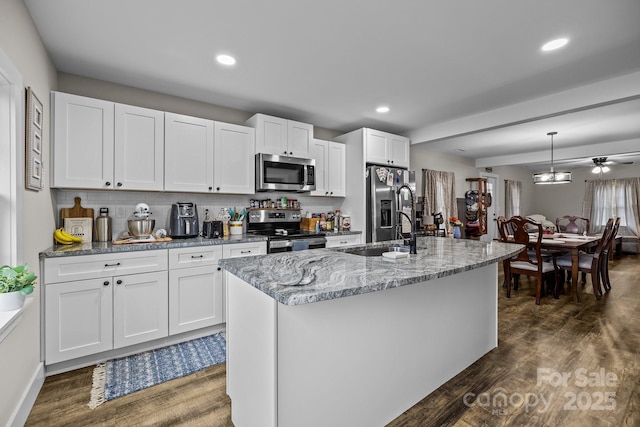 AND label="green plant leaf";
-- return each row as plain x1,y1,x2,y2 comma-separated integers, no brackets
20,285,34,296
